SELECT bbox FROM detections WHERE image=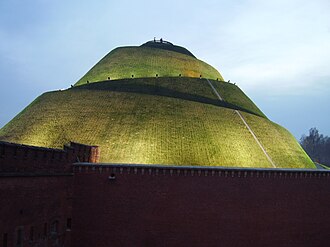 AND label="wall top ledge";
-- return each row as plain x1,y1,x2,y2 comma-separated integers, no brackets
73,162,330,173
